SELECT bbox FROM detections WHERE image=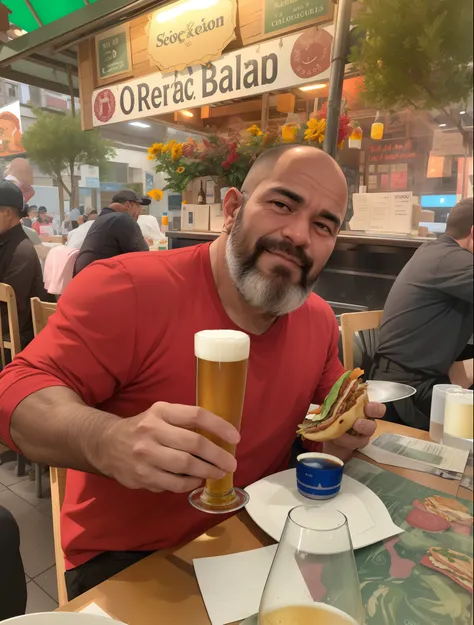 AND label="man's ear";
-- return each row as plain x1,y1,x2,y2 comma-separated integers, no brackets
222,188,243,232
